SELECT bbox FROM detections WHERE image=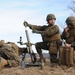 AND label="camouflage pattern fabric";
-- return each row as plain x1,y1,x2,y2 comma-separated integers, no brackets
29,24,60,41
35,40,60,63
46,14,56,21
61,29,75,44
35,41,60,54
6,42,28,55
29,24,61,62
66,16,75,26
61,28,75,50
49,41,58,54
6,42,19,55
0,44,20,67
